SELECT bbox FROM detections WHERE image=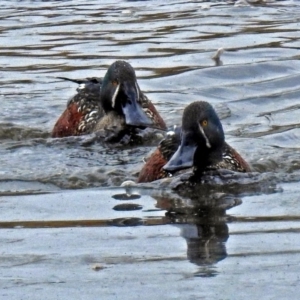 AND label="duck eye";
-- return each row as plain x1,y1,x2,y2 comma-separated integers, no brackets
112,80,118,86
201,120,208,127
